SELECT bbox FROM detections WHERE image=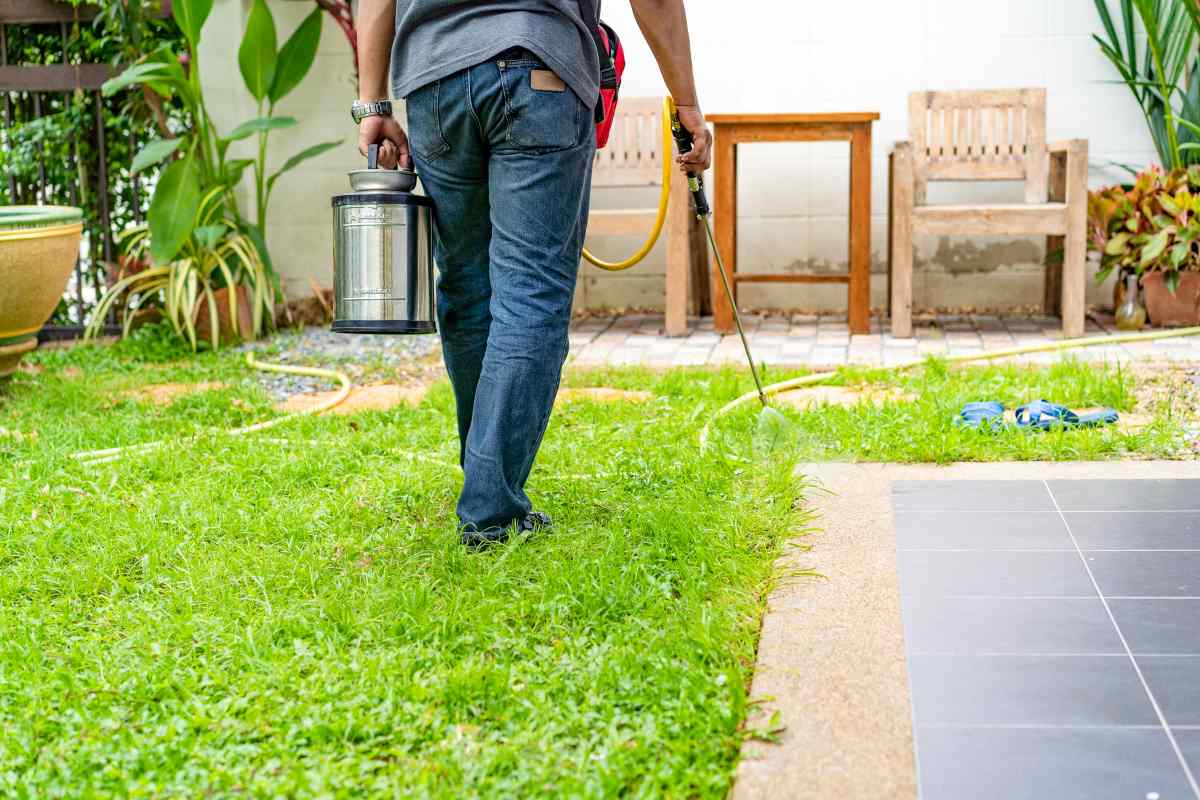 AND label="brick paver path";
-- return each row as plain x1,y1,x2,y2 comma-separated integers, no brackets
568,313,1200,368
